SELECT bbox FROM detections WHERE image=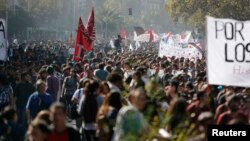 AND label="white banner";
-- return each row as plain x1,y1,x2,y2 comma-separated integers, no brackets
158,34,202,59
0,19,7,61
135,33,160,42
207,16,250,87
